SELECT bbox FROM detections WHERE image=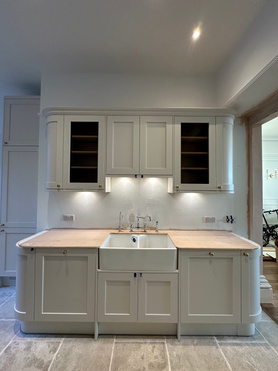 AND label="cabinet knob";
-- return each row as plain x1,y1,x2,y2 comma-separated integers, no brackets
175,185,180,189
4,142,8,145
209,252,214,256
0,229,4,232
243,252,249,257
98,184,103,188
0,224,5,227
57,184,61,188
63,250,68,255
217,186,223,190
